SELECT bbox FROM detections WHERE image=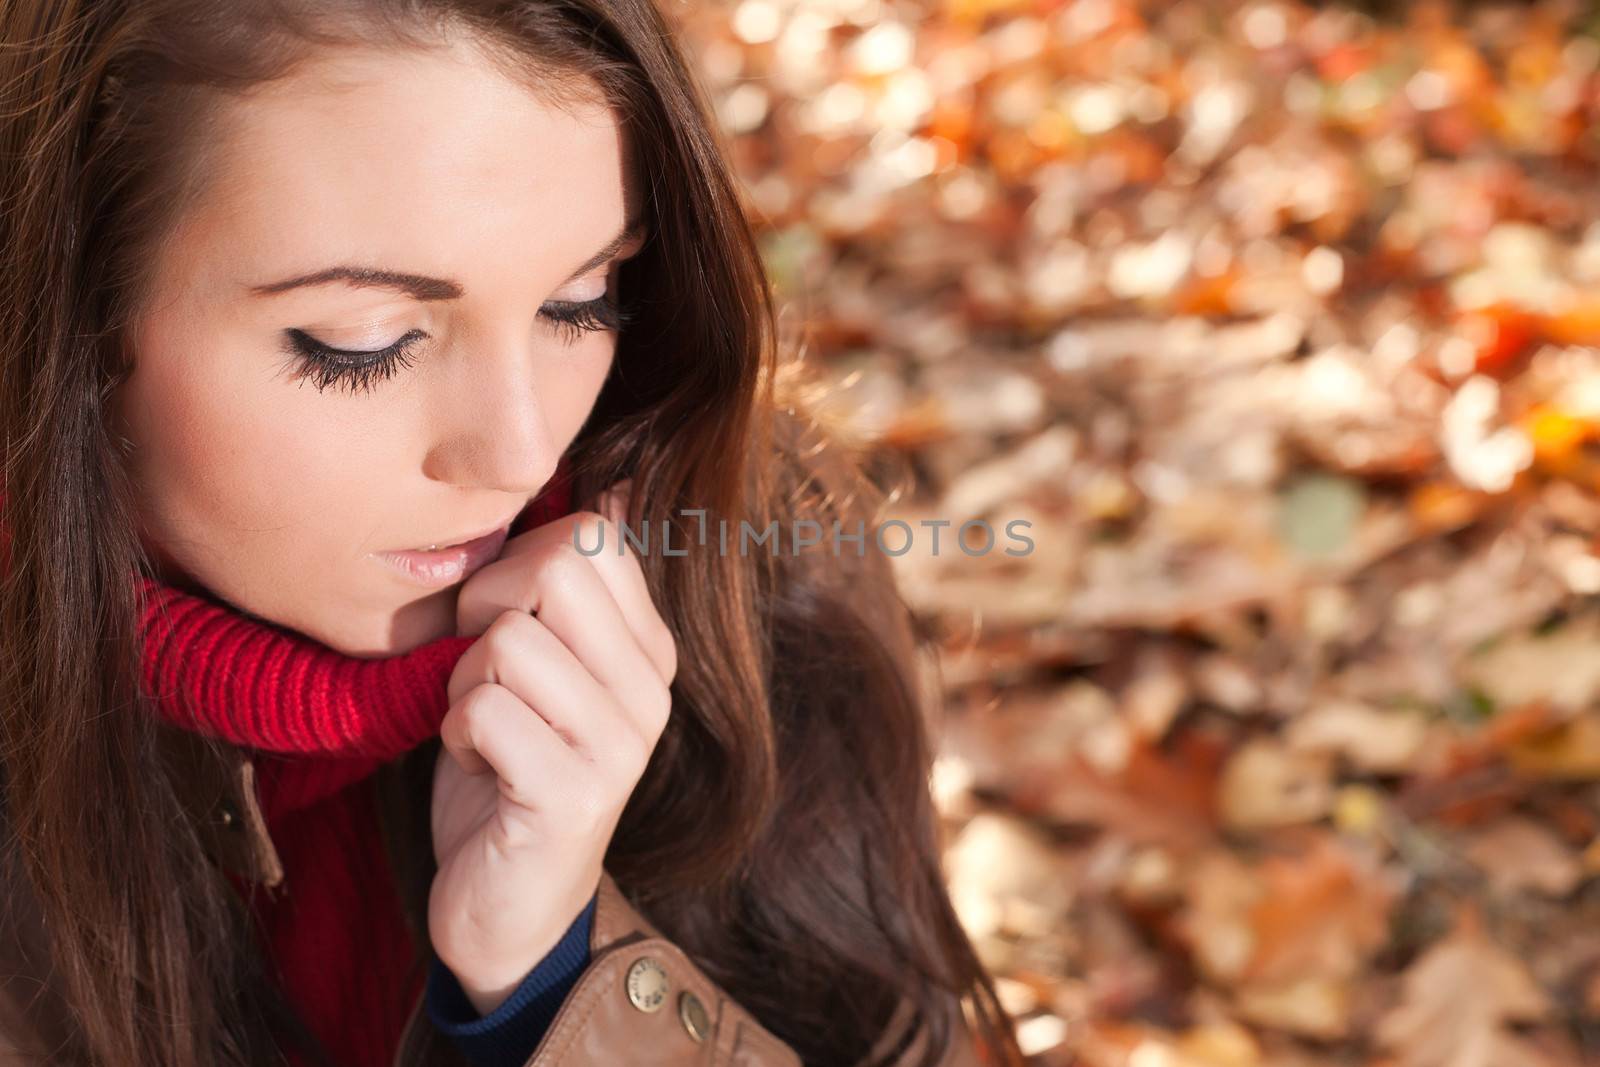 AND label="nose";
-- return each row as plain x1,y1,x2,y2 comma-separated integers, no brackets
421,330,559,494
